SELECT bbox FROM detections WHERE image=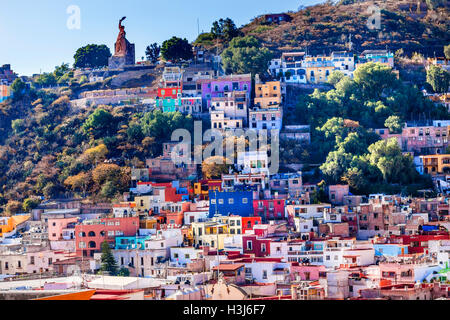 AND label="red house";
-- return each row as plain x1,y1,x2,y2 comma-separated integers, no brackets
253,199,285,222
241,216,262,234
75,216,139,257
390,233,450,254
158,87,182,99
242,234,272,257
